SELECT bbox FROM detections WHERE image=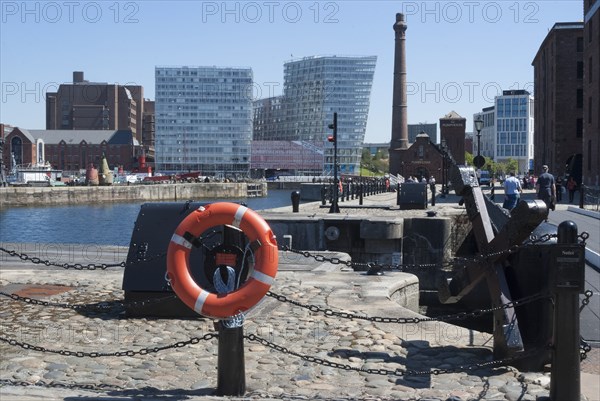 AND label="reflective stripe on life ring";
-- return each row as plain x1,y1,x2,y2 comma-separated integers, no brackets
166,202,278,319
